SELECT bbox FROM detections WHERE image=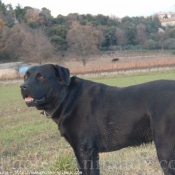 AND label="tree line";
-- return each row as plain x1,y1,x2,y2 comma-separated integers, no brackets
0,0,175,65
